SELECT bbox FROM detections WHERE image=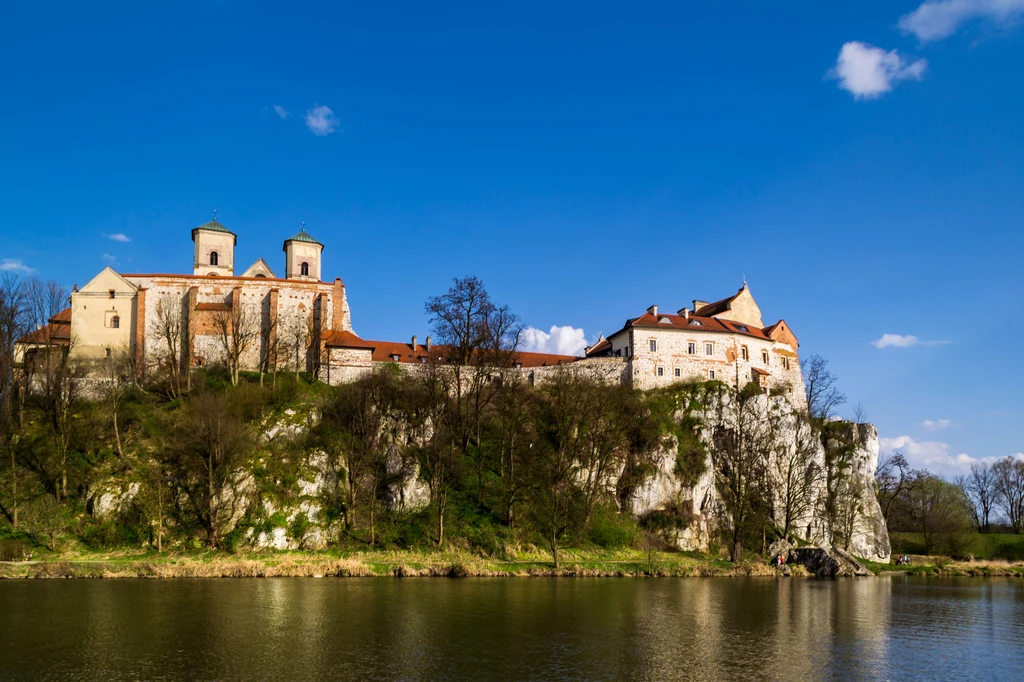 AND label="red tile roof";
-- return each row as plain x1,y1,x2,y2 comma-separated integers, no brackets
625,311,772,340
195,302,231,311
16,308,71,346
322,331,579,368
693,288,743,318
